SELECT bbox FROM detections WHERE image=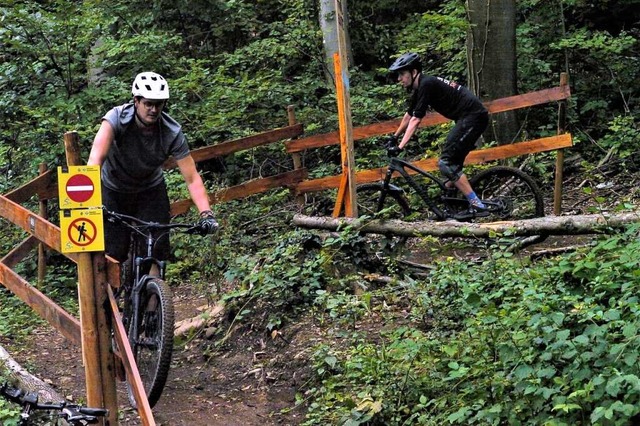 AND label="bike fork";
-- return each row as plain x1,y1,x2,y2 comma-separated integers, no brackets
376,167,395,210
